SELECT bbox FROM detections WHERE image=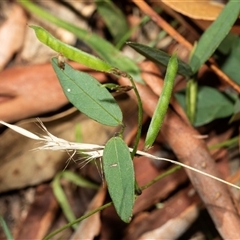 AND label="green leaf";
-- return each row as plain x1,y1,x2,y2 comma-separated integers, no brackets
51,58,123,126
217,33,238,55
19,0,143,83
103,137,135,223
59,171,99,189
216,36,240,85
175,86,235,126
127,42,193,77
189,0,240,74
96,0,129,43
230,97,240,123
116,15,150,49
186,78,198,124
0,215,13,240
